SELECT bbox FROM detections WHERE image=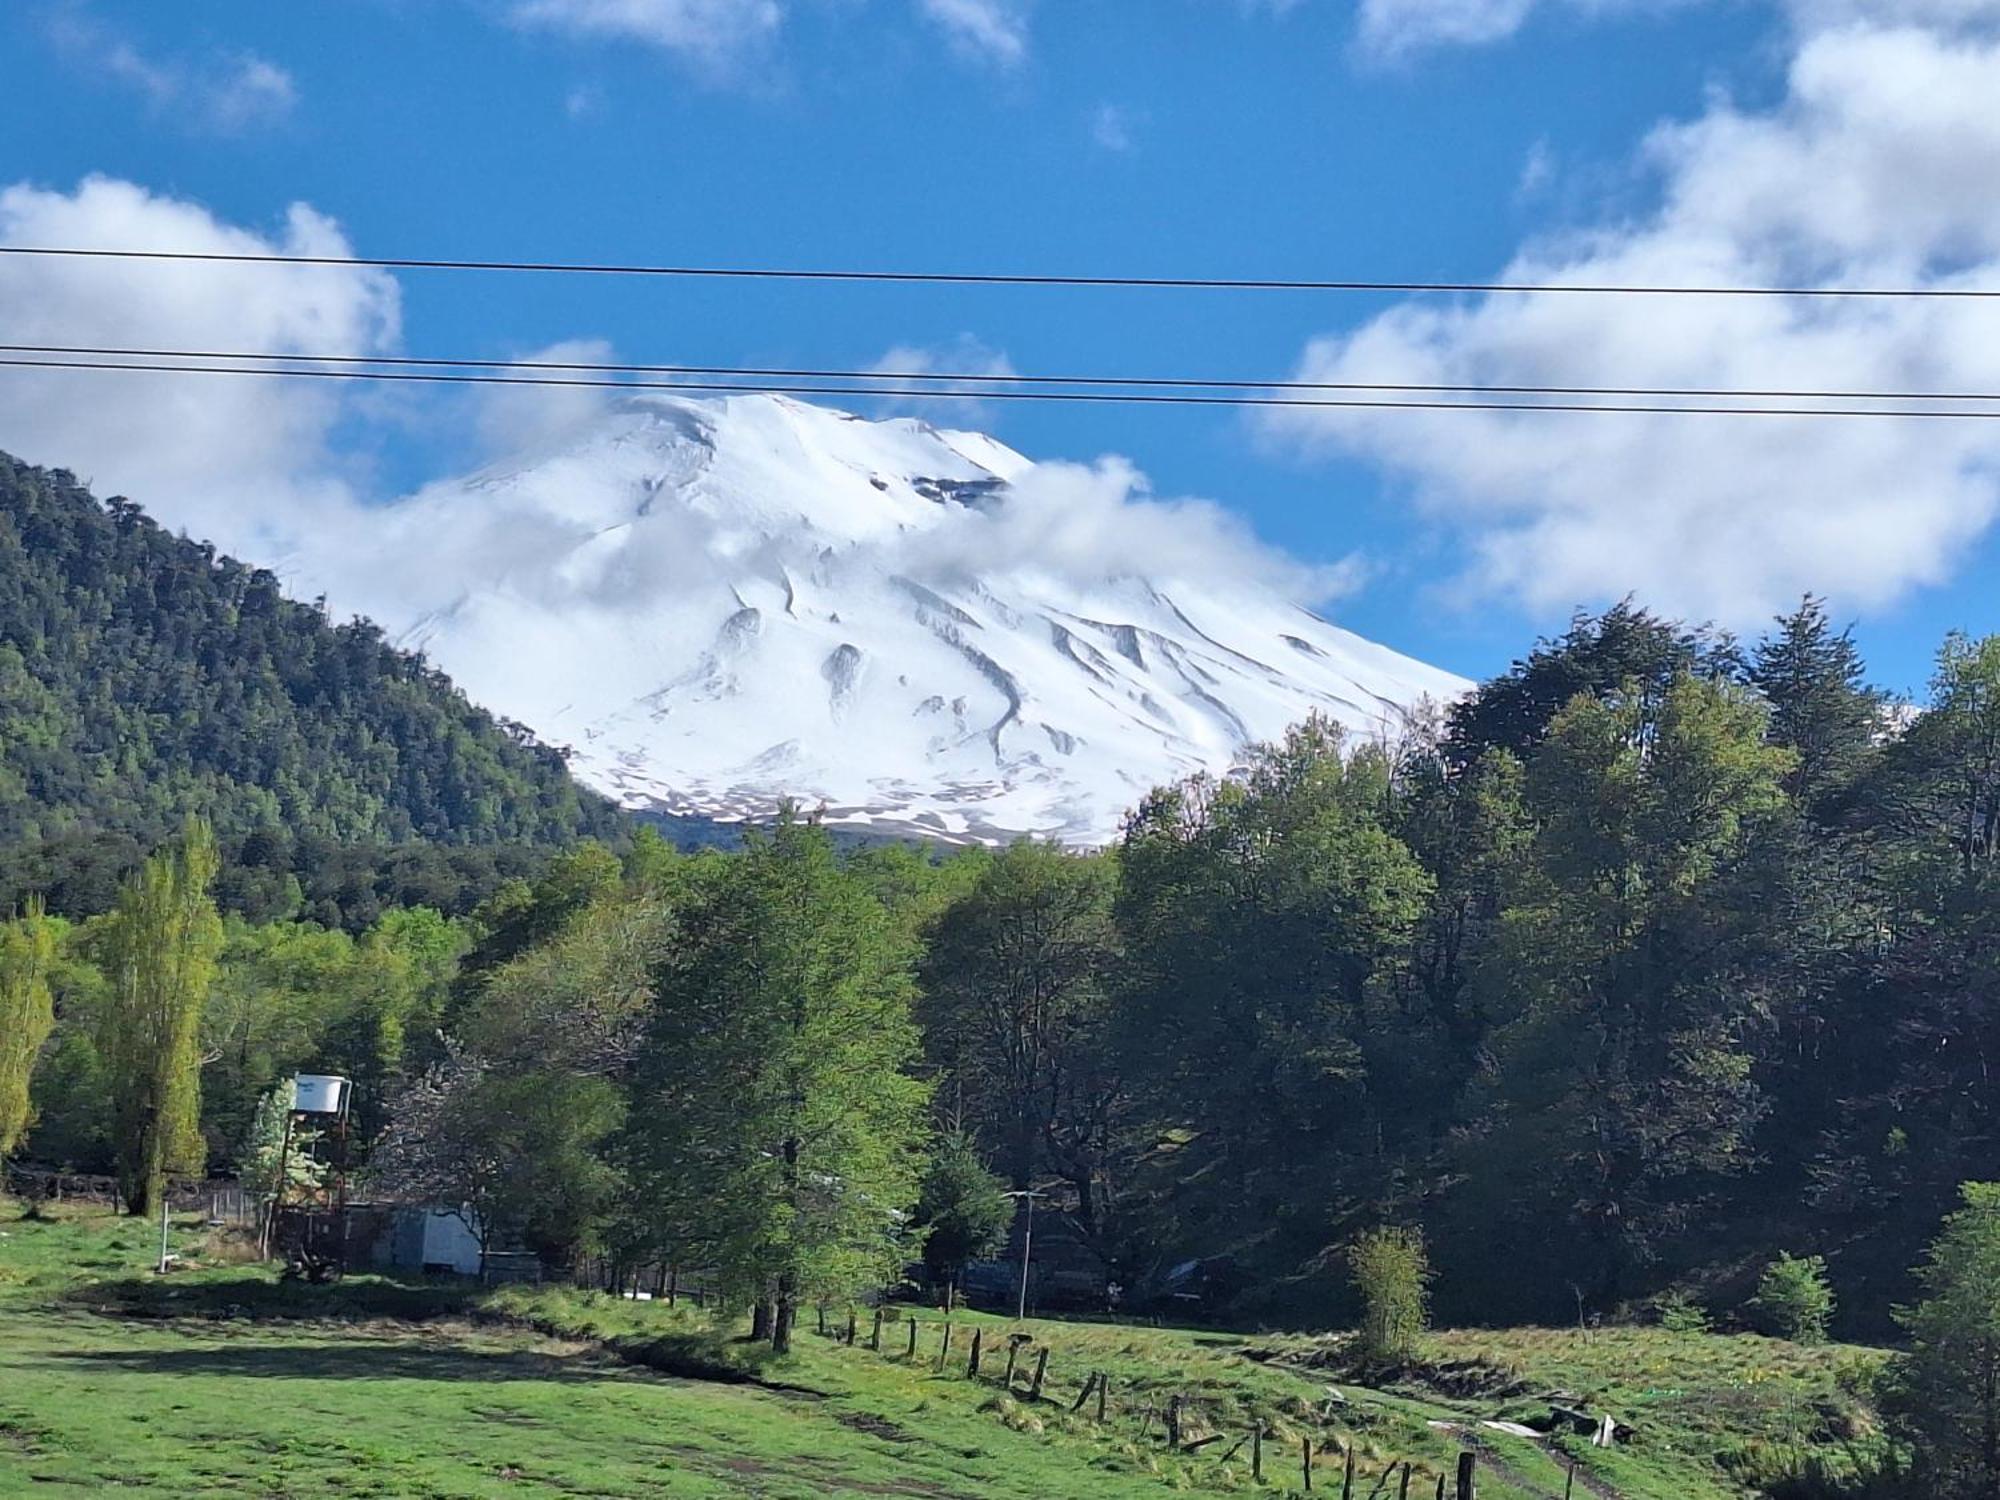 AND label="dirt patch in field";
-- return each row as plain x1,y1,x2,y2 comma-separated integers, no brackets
832,1408,919,1443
